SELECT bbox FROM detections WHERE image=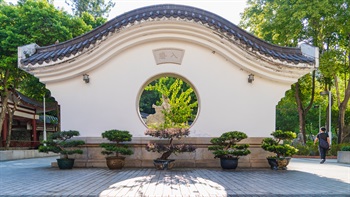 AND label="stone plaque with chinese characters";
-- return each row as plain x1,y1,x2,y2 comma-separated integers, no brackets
153,48,185,65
